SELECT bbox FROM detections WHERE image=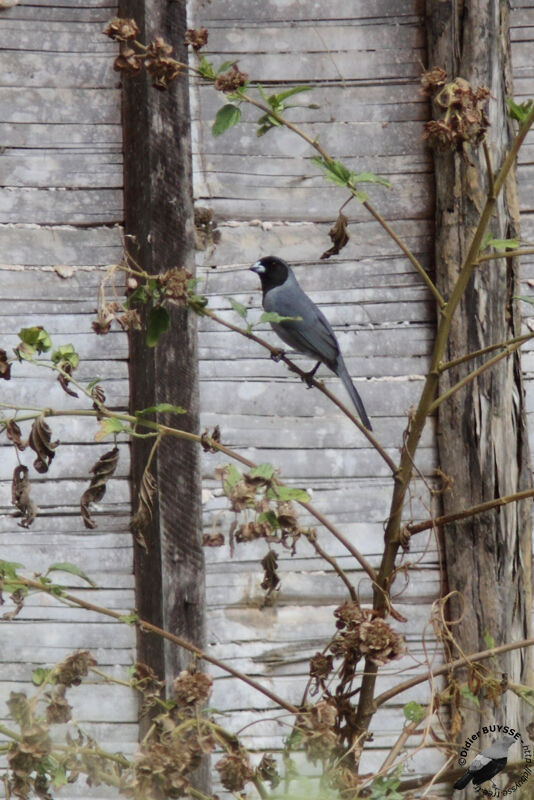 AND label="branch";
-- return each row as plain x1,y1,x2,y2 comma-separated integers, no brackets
477,246,534,263
406,486,534,536
19,576,300,716
439,331,534,371
374,636,534,708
